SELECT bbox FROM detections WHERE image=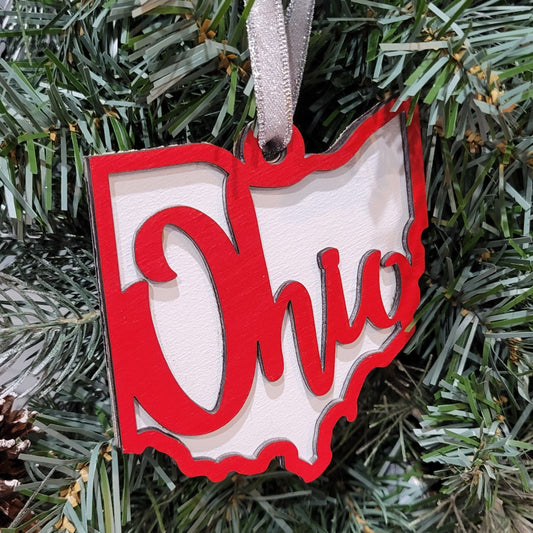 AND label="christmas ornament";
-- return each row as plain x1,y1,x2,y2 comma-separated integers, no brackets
87,99,426,481
87,0,427,481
